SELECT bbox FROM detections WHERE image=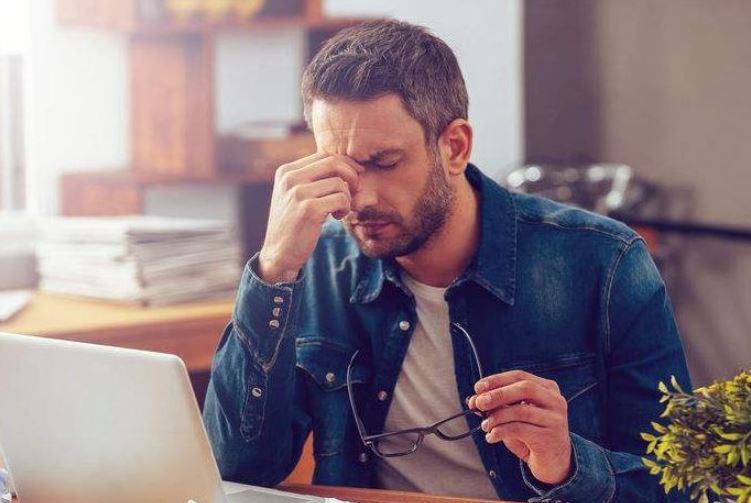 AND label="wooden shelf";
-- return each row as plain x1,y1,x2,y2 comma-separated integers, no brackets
60,133,315,216
60,167,269,216
57,0,327,33
57,0,364,36
121,17,365,36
